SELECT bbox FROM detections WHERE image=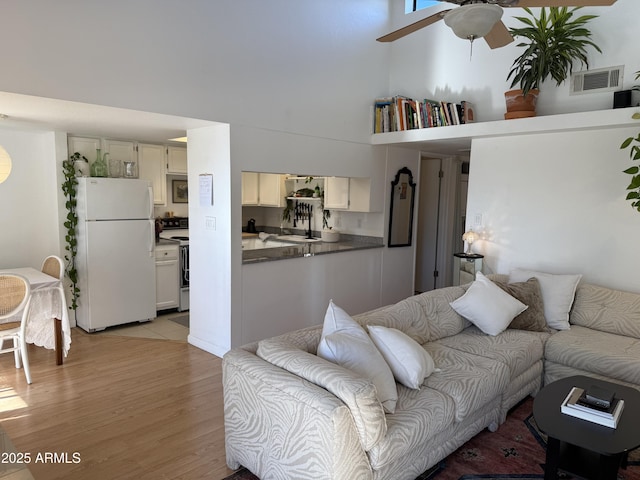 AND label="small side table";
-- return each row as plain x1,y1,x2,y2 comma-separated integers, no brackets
453,253,483,285
533,375,640,480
